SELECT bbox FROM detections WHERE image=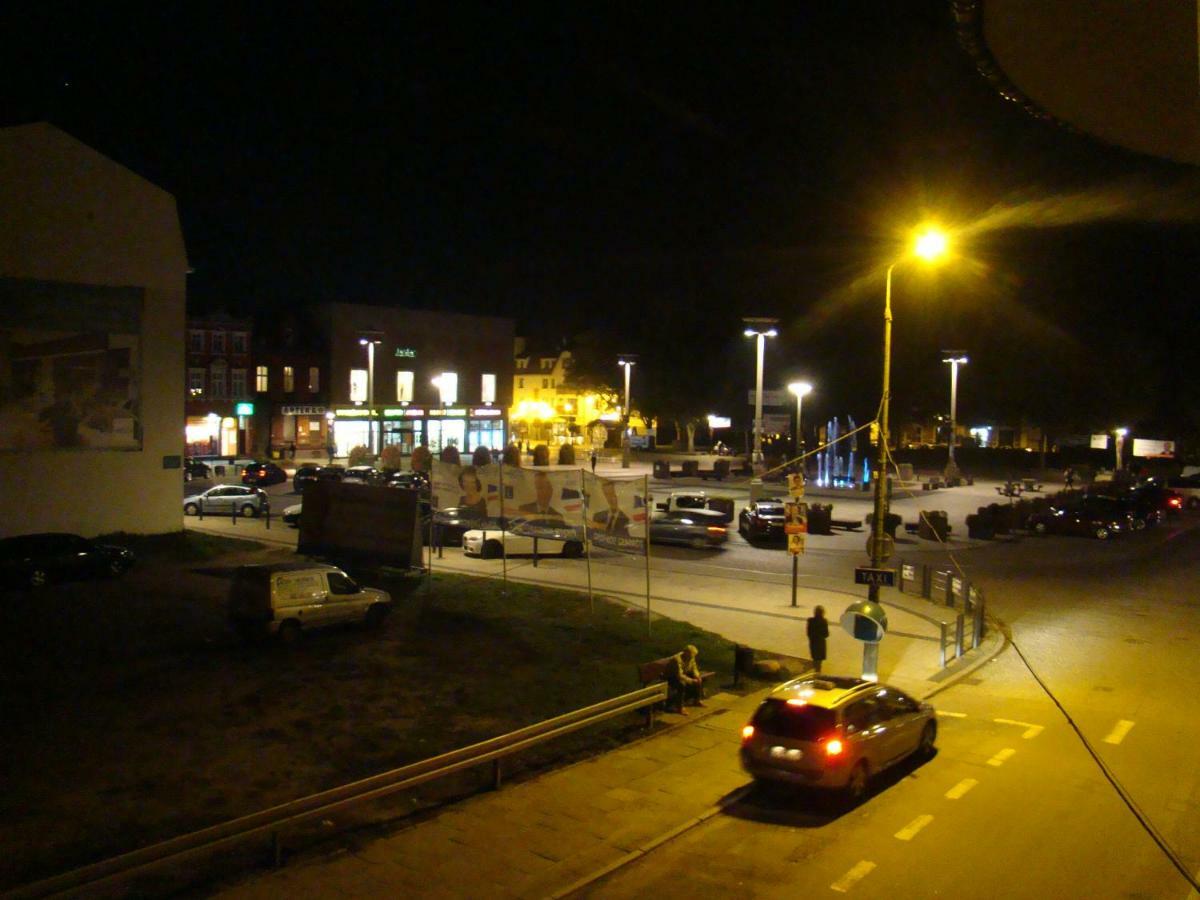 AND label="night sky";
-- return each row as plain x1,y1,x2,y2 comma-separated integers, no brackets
4,3,1198,443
